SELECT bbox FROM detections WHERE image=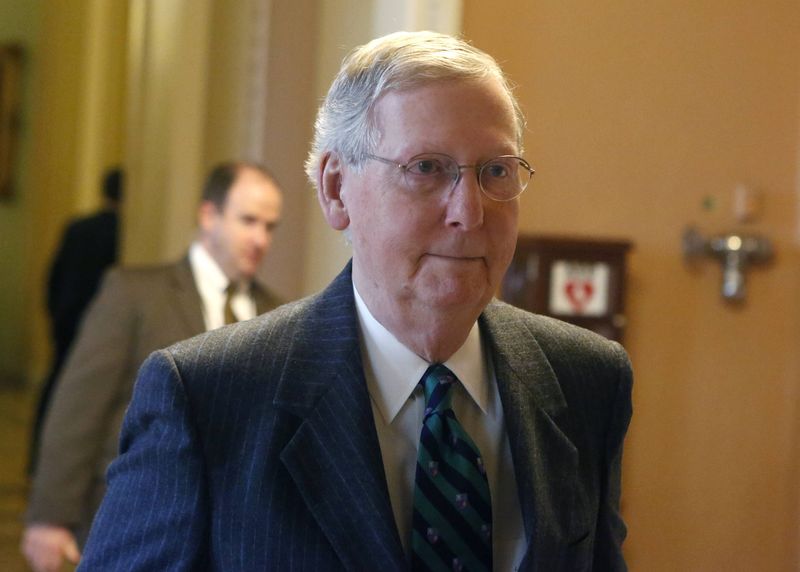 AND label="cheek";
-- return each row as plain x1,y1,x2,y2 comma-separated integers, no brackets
350,199,414,247
237,223,255,243
223,229,247,258
488,210,519,268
